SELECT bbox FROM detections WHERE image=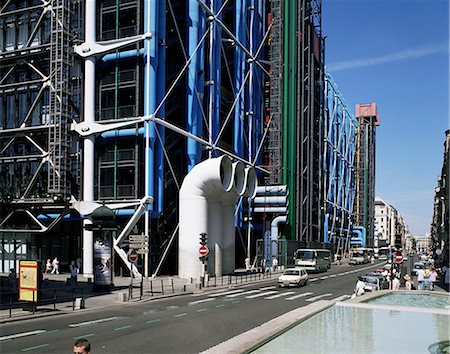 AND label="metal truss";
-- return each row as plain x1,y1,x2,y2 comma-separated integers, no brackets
323,74,358,256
